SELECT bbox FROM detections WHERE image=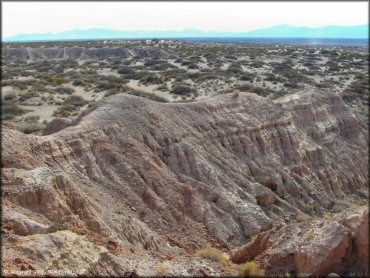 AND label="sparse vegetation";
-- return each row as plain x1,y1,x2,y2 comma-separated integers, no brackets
323,214,333,220
2,39,367,139
239,260,265,277
155,263,166,275
170,84,195,96
2,100,27,120
296,212,309,223
195,246,229,267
